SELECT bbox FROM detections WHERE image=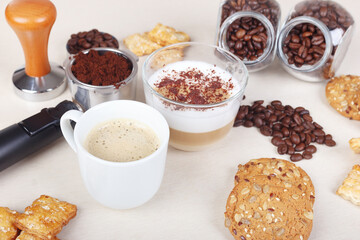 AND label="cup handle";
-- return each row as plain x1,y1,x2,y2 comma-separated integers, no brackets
60,110,83,153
